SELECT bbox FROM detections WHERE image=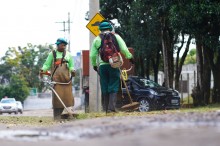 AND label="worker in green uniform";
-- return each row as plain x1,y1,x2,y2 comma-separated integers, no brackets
41,38,76,119
90,20,134,112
